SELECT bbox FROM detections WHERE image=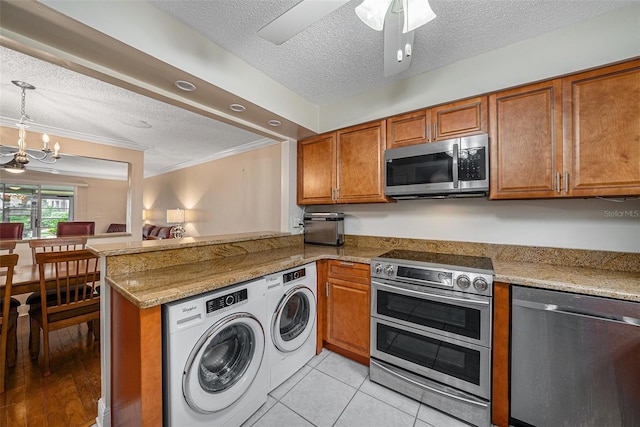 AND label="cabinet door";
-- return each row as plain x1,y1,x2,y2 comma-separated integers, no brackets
336,121,389,203
386,109,430,149
297,133,337,205
431,96,488,141
489,80,563,199
325,277,370,360
562,60,640,197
